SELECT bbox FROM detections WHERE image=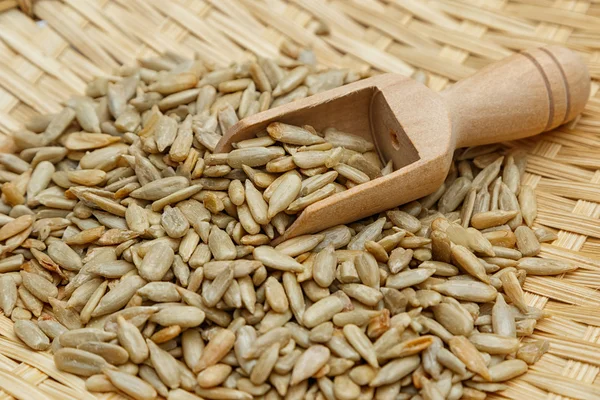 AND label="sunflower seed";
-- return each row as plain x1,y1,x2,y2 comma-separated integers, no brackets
194,328,236,373
54,348,110,376
514,226,540,257
150,306,205,327
91,275,146,317
104,367,157,400
448,336,490,381
14,319,50,350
